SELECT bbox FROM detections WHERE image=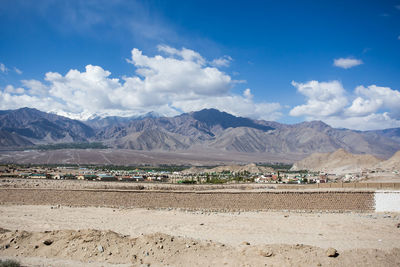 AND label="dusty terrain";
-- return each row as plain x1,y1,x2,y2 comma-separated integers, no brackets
291,148,384,174
291,148,400,176
0,179,399,266
1,205,400,266
0,148,300,165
